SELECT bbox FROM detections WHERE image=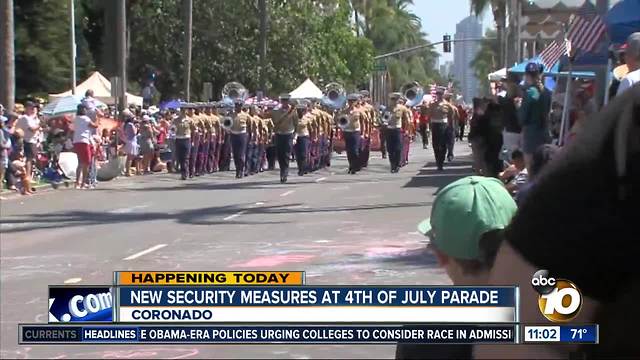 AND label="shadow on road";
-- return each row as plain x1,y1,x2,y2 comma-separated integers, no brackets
0,201,432,234
403,156,474,191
